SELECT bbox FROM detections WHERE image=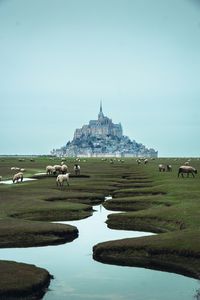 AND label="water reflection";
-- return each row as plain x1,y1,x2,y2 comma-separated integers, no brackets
0,205,198,299
0,178,37,184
